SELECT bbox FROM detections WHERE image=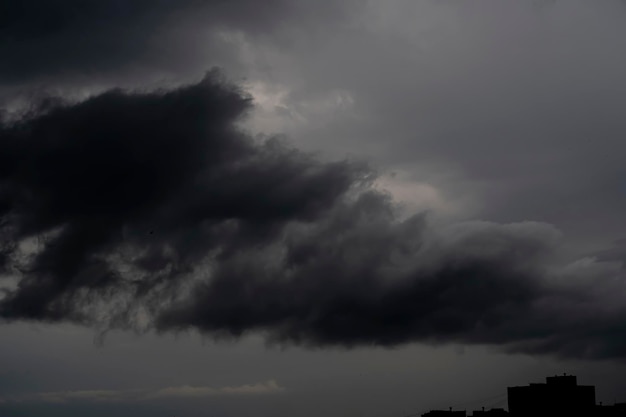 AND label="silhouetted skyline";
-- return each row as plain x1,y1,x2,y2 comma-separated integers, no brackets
422,375,625,417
